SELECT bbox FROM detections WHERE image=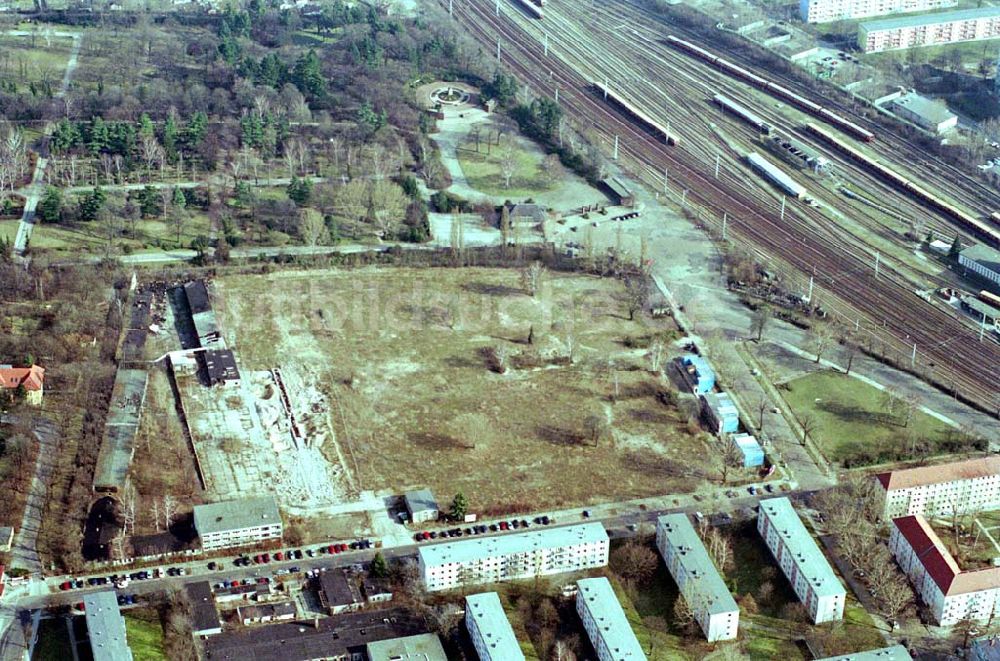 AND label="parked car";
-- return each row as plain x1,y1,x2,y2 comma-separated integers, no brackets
60,581,73,591
582,510,591,518
274,552,284,561
207,562,218,571
748,486,758,495
261,553,270,563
